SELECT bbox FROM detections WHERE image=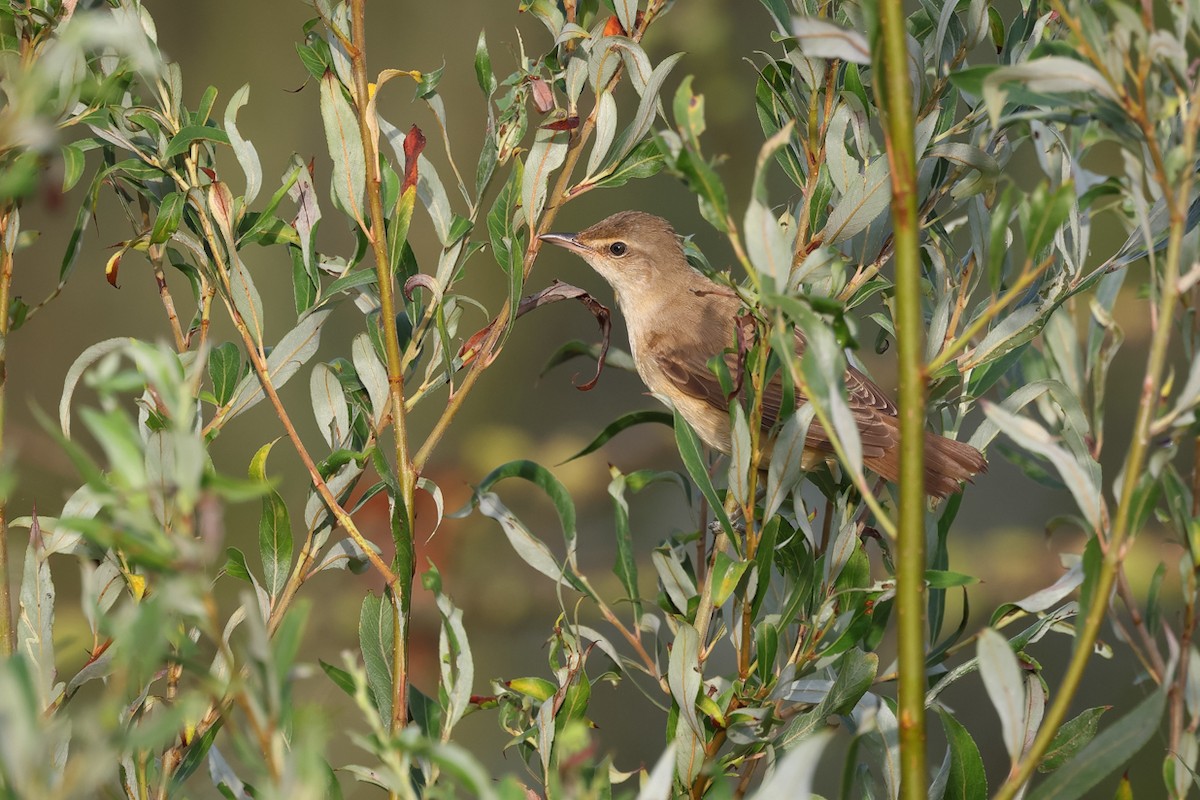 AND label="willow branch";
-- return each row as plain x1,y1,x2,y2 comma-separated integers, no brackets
348,0,414,733
0,208,13,657
877,0,927,796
